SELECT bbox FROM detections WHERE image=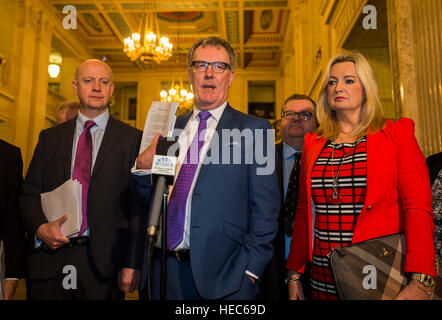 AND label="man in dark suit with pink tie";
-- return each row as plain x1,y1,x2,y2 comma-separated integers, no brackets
20,59,150,299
